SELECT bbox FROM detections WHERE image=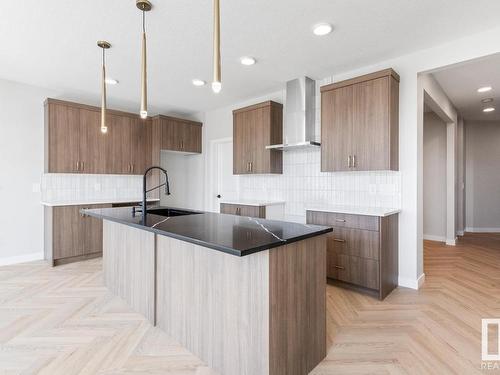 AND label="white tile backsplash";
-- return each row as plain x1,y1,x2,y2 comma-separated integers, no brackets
238,148,401,223
41,174,145,203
